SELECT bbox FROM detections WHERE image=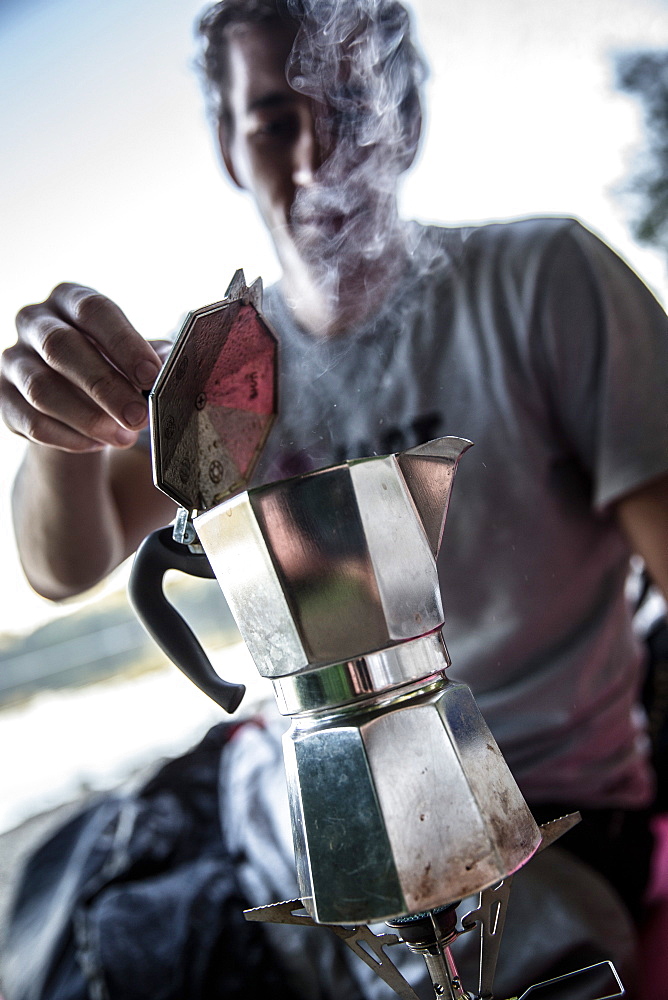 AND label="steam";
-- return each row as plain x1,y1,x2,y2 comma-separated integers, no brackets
283,0,427,313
